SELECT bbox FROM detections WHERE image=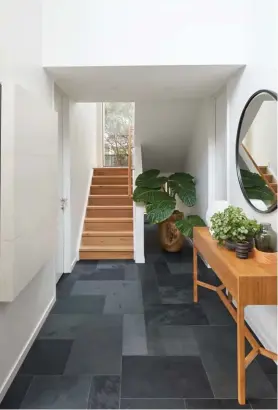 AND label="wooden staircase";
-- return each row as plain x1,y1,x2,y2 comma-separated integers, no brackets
79,167,134,260
258,166,277,195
